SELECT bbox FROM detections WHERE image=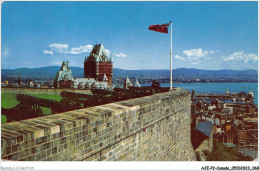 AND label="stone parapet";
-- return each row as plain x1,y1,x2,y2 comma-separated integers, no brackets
1,88,196,161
